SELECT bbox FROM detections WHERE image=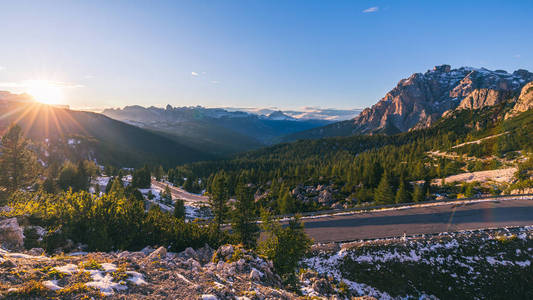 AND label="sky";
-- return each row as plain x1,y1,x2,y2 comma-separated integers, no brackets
0,0,532,110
